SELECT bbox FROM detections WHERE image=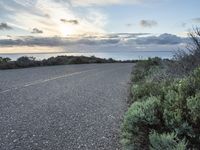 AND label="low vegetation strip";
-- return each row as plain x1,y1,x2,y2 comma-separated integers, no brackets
0,56,114,69
121,28,200,150
0,55,136,70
